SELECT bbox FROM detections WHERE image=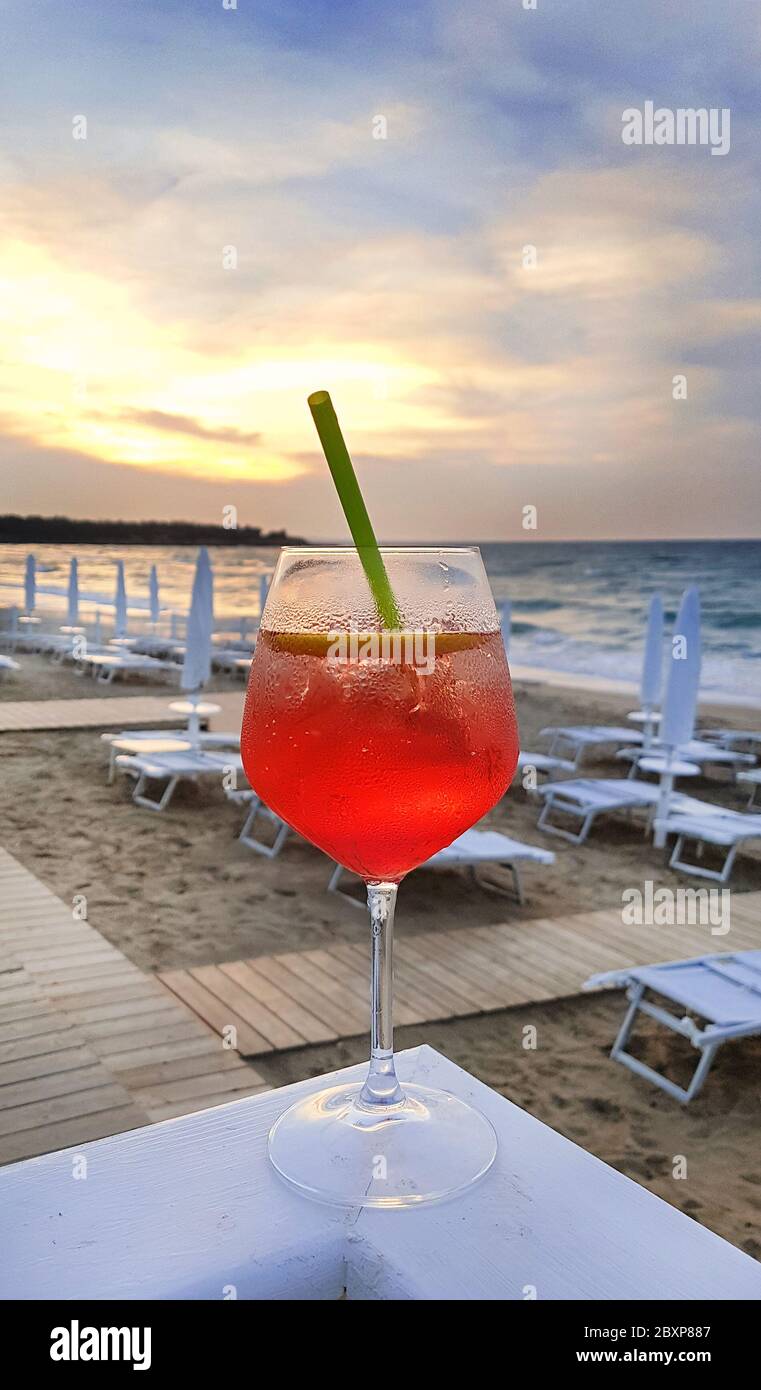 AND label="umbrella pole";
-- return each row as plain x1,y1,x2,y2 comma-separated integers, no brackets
653,757,675,849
